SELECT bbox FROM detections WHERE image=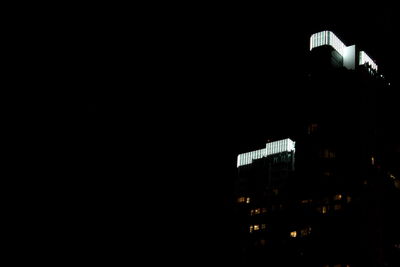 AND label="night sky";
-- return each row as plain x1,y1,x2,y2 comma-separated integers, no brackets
71,4,399,264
